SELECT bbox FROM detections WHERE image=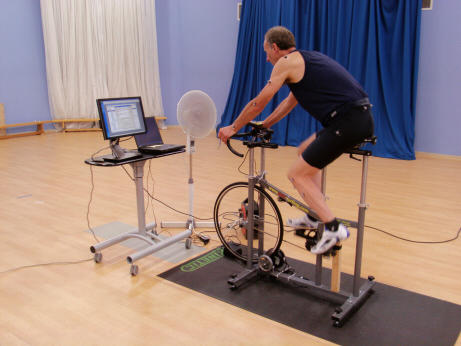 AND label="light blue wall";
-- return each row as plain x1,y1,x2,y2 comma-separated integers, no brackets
155,0,240,125
0,0,52,131
0,0,459,156
415,0,461,156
